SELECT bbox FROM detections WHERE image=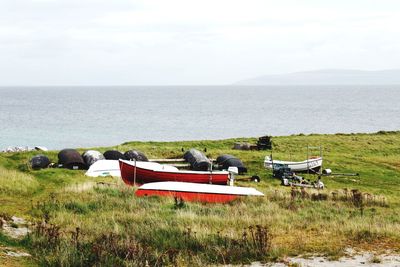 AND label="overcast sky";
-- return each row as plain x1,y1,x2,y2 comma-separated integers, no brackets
1,0,400,85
